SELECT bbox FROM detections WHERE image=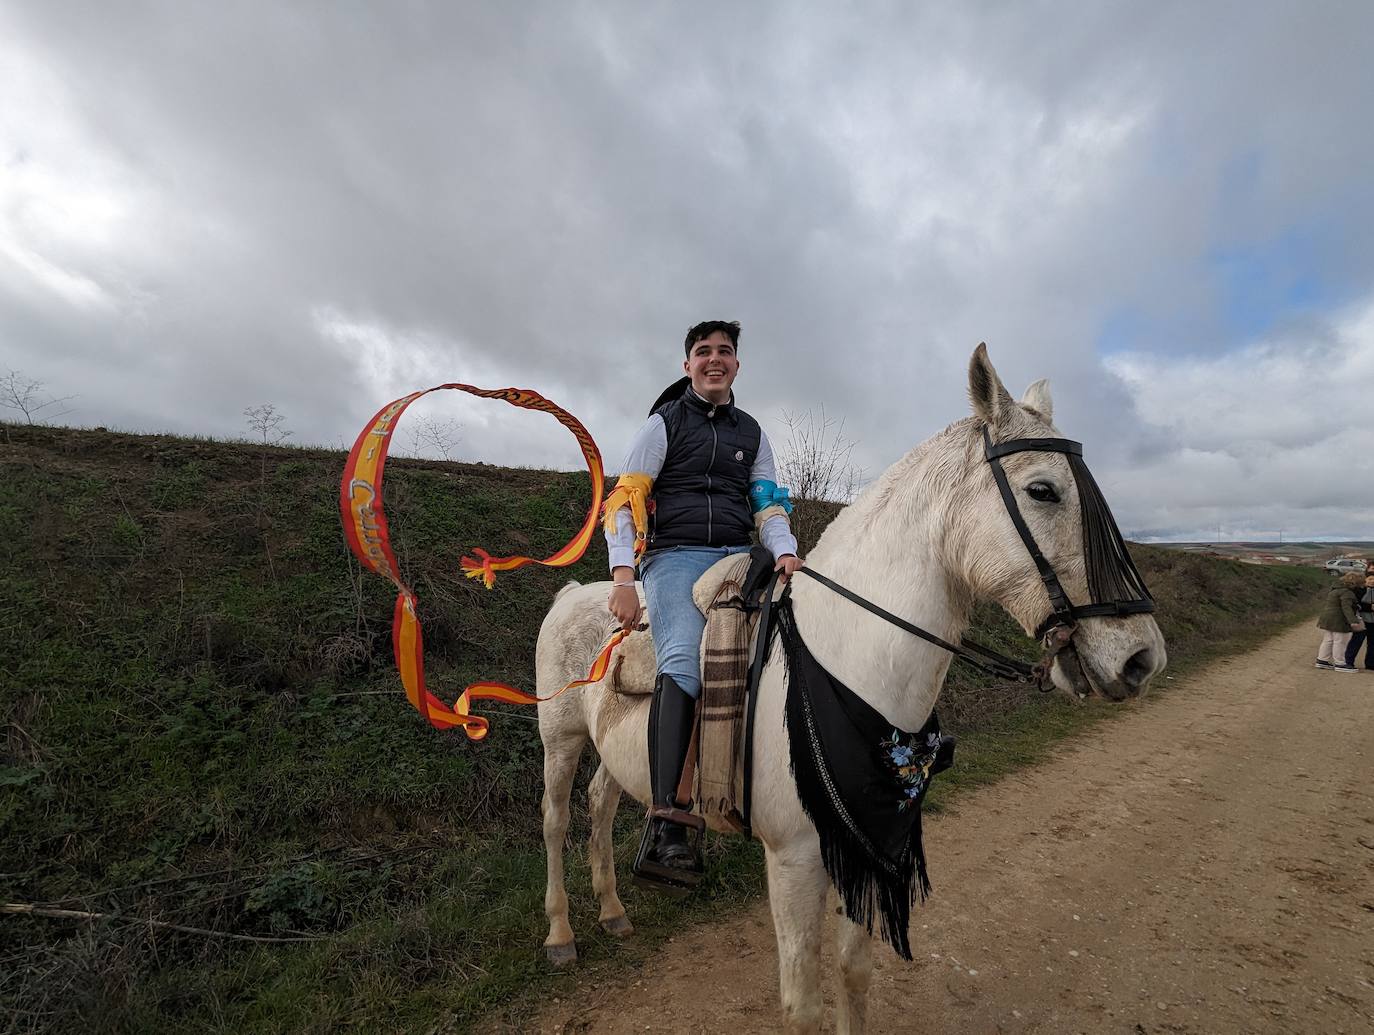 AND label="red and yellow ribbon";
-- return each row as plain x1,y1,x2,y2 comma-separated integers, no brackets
340,383,626,740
